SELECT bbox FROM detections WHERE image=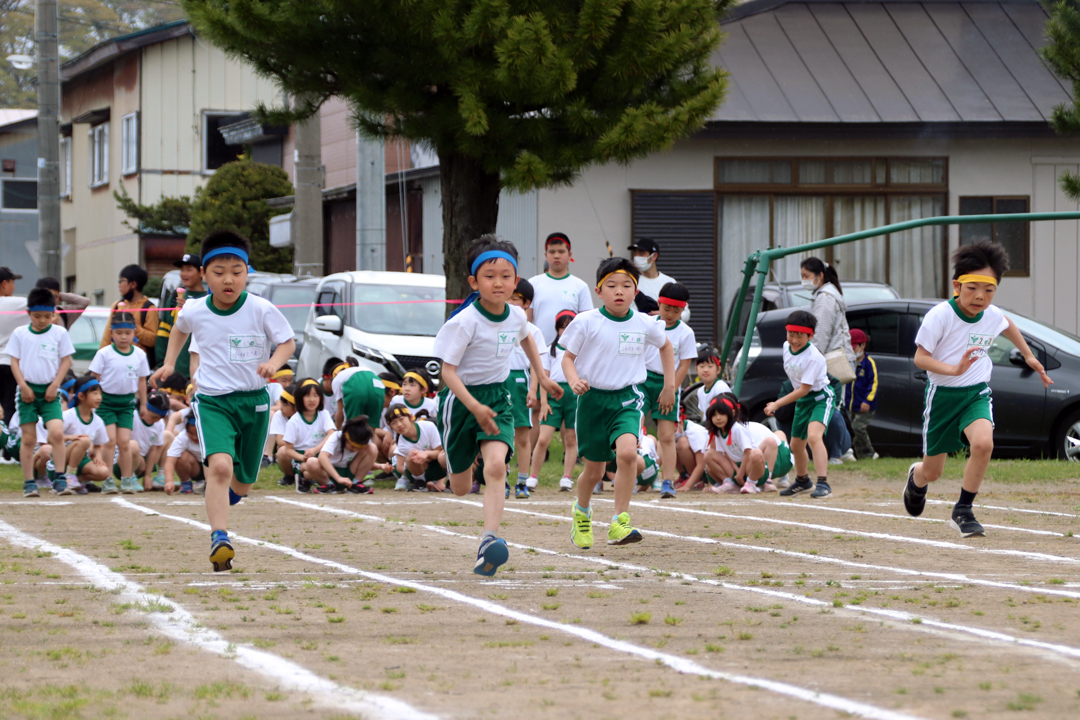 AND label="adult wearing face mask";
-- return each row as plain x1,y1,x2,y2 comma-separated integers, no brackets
628,238,690,321
99,264,159,365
